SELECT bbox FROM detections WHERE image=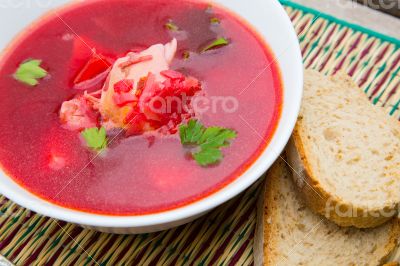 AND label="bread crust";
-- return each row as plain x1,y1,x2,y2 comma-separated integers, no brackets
380,218,400,264
286,70,400,229
383,263,400,266
288,130,395,228
263,168,279,266
262,158,400,265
